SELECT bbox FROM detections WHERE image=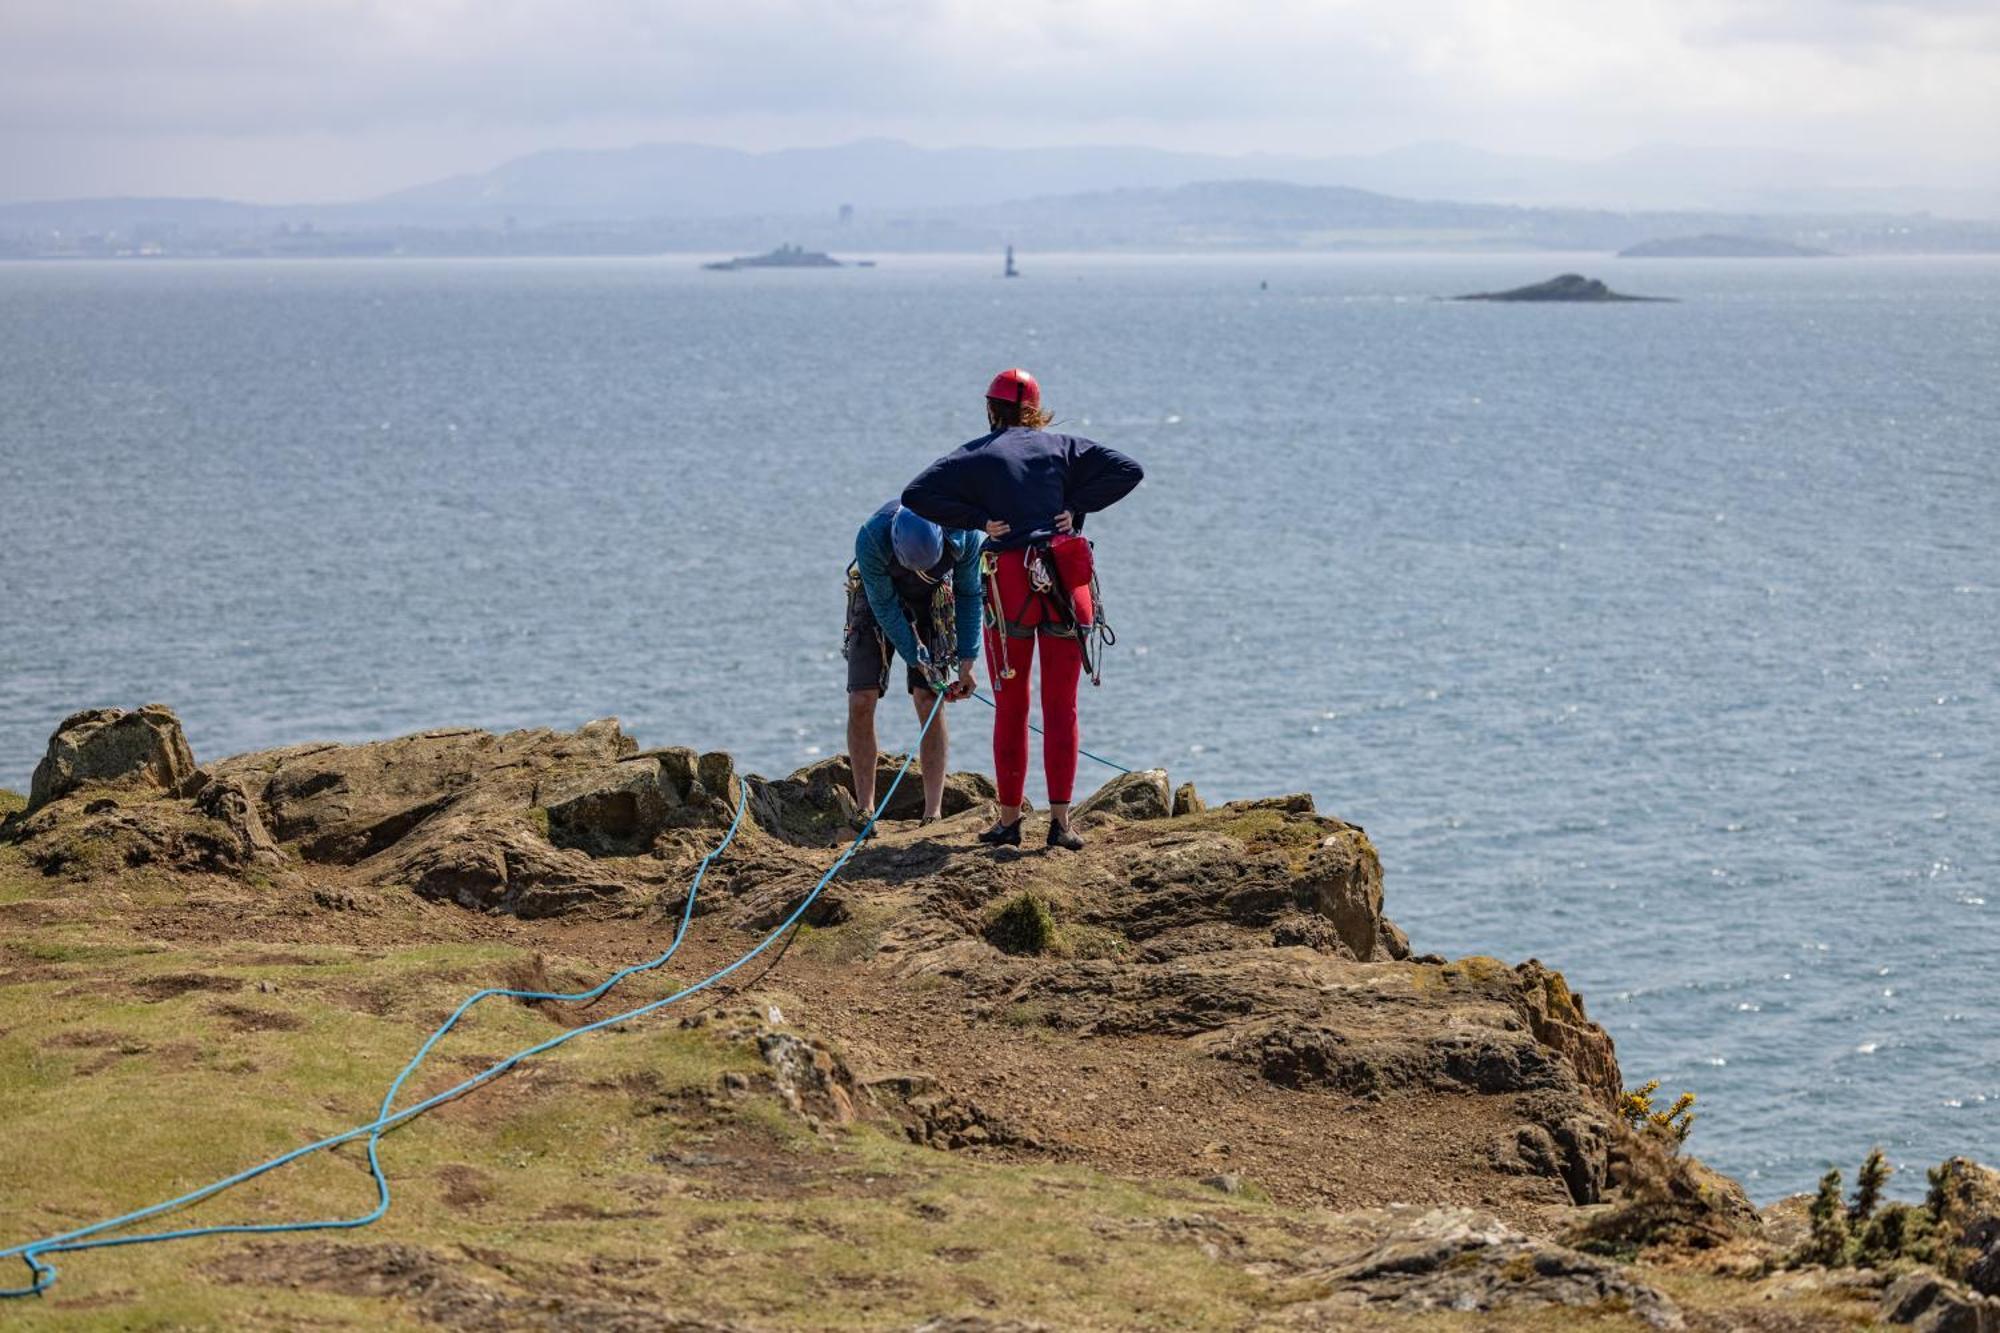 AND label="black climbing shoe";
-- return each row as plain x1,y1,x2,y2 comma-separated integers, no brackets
977,818,1023,847
1046,821,1085,852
